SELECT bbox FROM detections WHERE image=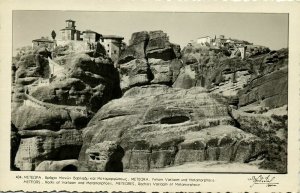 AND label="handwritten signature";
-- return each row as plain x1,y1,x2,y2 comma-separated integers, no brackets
248,175,279,188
